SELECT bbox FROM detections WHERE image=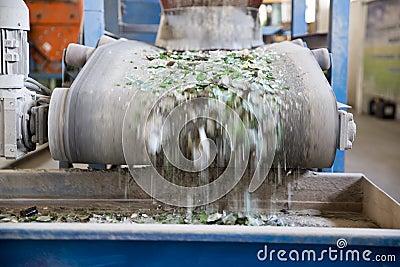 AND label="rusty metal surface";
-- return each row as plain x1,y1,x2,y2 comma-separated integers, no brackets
26,0,83,74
